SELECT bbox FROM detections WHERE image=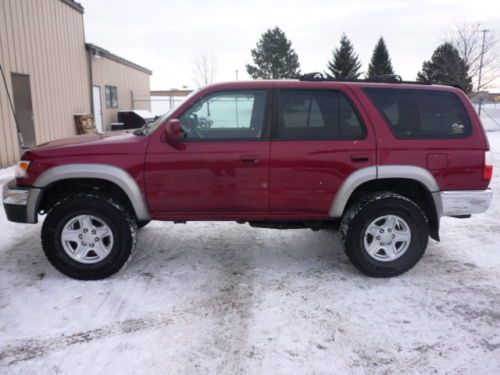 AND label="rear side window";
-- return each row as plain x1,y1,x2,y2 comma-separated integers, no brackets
274,90,365,140
365,88,471,139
